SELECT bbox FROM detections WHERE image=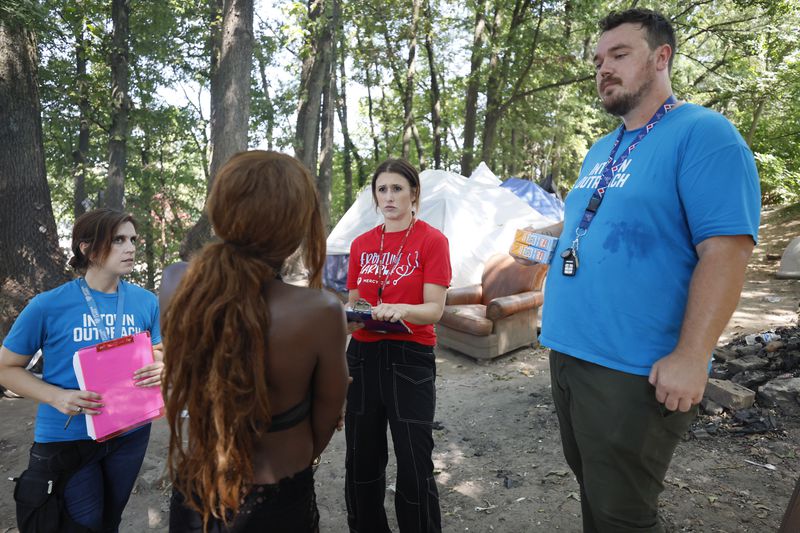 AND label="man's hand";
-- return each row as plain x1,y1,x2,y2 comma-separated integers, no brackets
648,349,709,412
